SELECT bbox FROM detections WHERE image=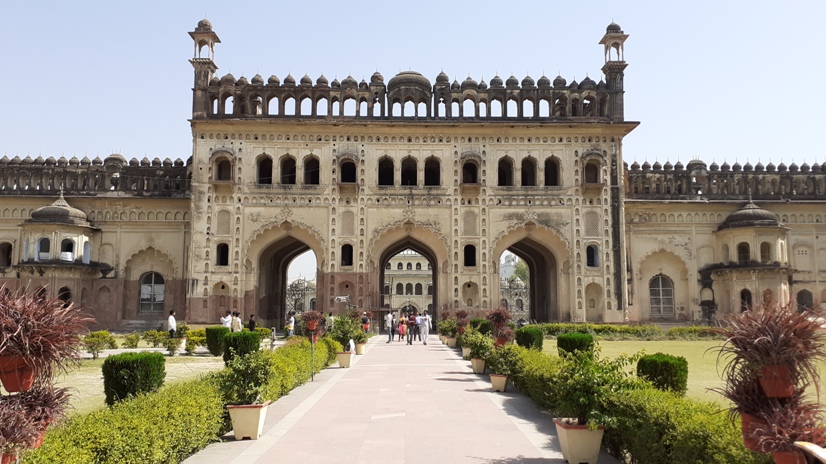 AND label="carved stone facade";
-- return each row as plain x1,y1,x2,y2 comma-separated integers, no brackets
0,20,821,329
